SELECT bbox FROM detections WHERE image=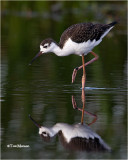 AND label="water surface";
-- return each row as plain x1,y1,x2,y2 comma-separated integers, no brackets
1,1,127,159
